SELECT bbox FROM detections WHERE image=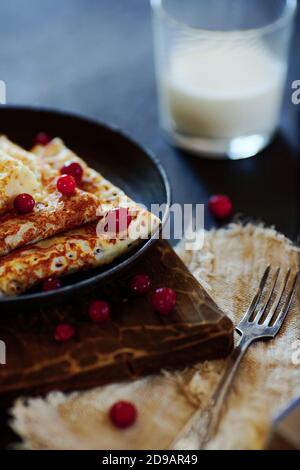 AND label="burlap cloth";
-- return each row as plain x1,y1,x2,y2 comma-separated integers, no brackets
10,224,300,450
